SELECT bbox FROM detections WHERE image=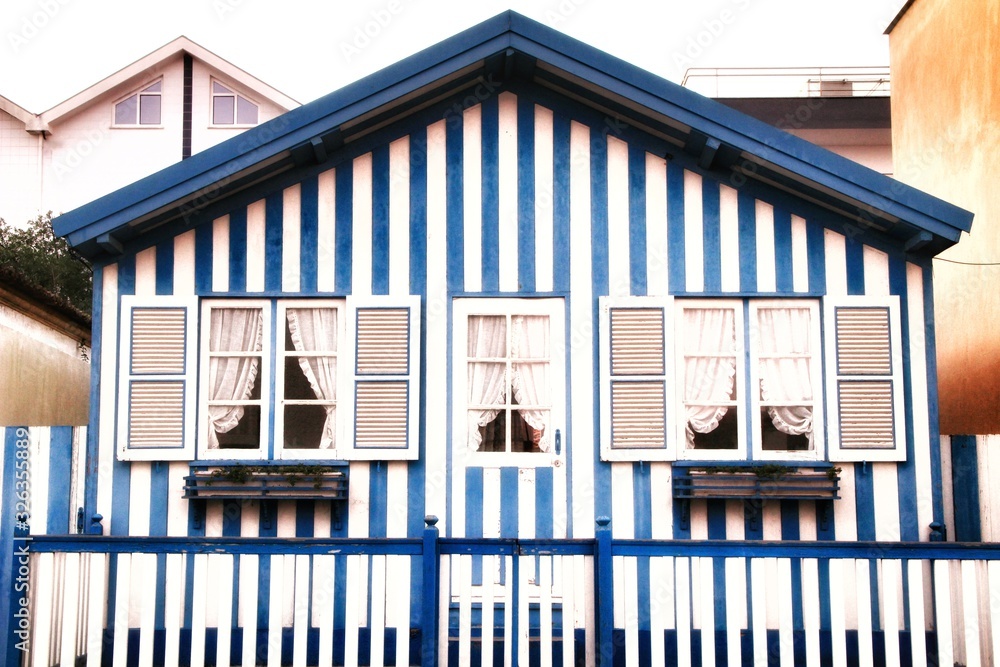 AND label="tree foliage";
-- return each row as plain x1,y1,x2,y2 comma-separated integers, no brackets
0,213,93,313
